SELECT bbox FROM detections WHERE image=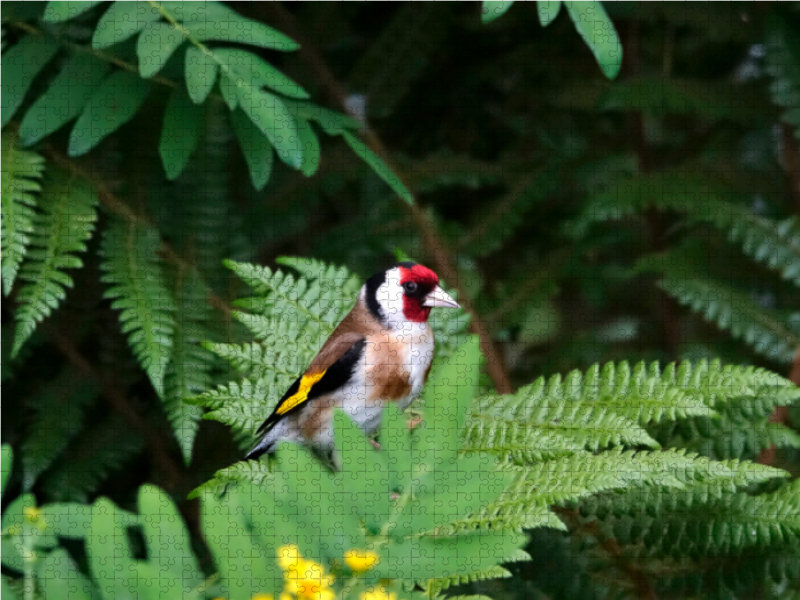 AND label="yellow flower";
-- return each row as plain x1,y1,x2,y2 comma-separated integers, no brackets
277,544,303,570
360,586,398,600
344,549,380,573
251,595,274,600
284,558,335,600
23,507,41,522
